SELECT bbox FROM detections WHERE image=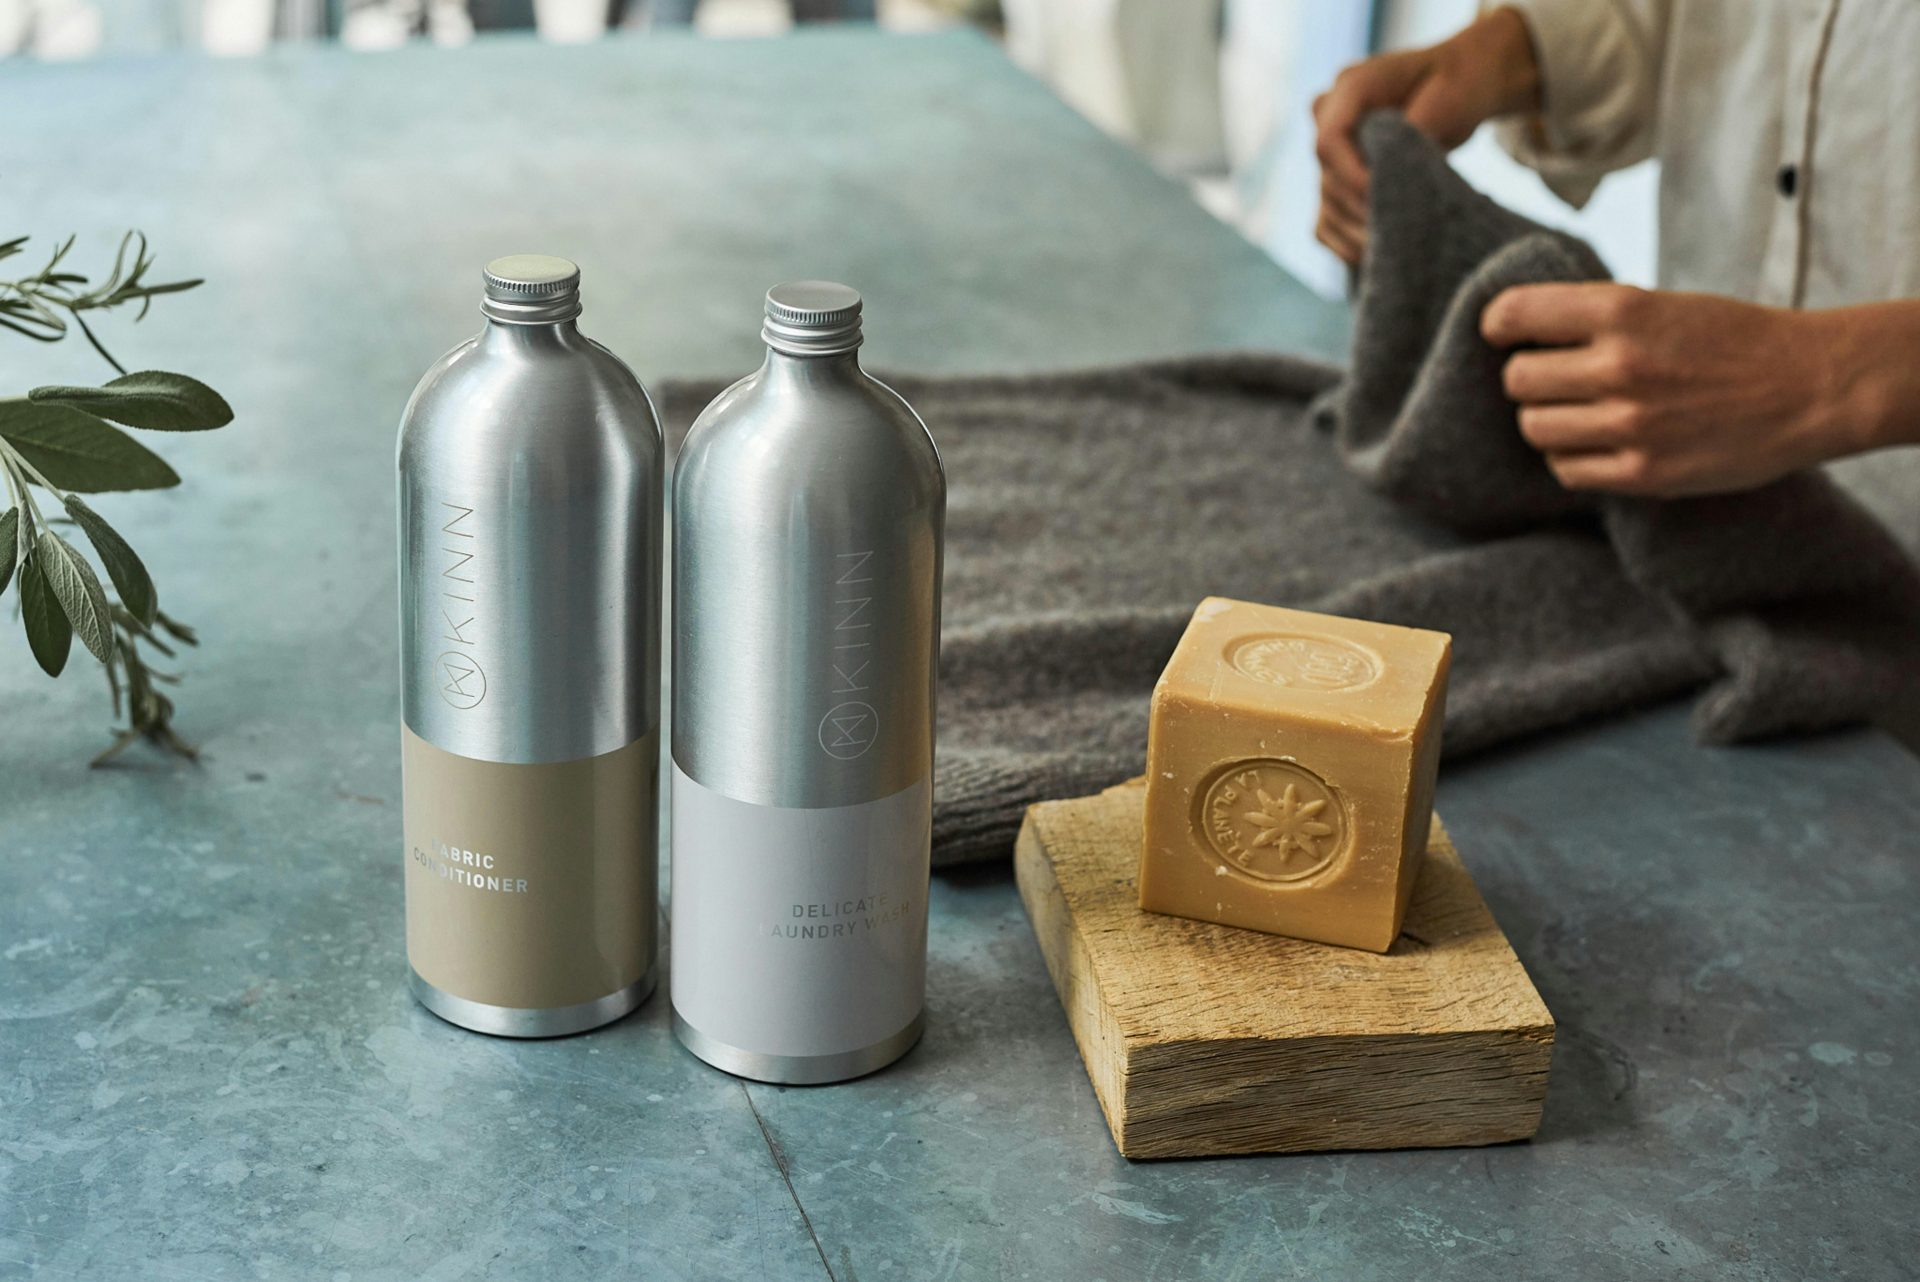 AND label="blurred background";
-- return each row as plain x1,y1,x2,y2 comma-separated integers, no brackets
1,0,1656,298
